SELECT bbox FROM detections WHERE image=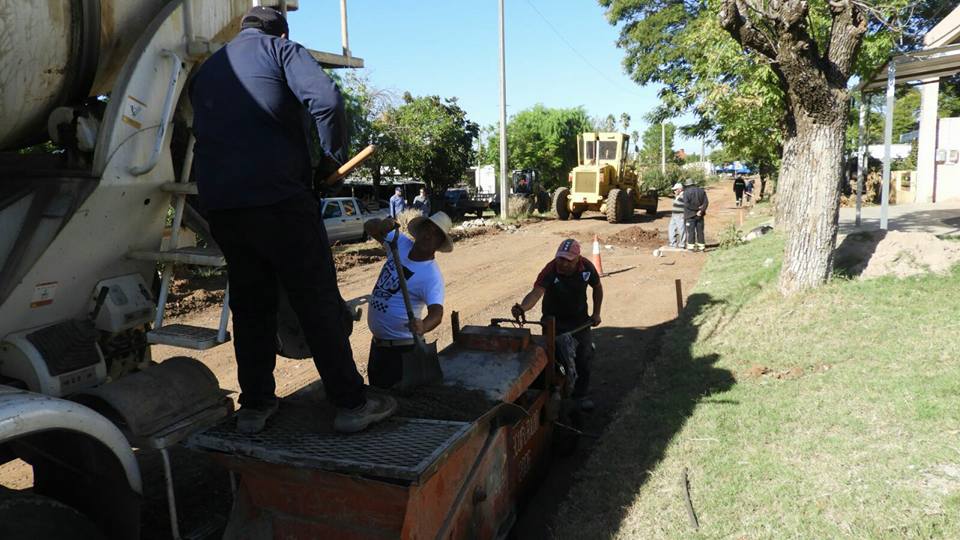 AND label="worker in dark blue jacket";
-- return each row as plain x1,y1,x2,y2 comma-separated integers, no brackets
190,6,395,434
